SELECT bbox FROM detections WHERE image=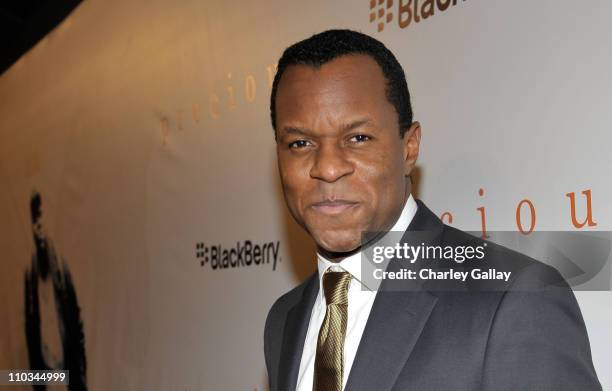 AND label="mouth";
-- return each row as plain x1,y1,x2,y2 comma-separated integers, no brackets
310,199,359,215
